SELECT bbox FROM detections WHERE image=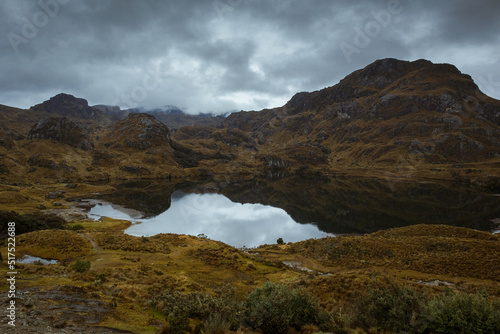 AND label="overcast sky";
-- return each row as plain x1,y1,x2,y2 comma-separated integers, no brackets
1,0,499,114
